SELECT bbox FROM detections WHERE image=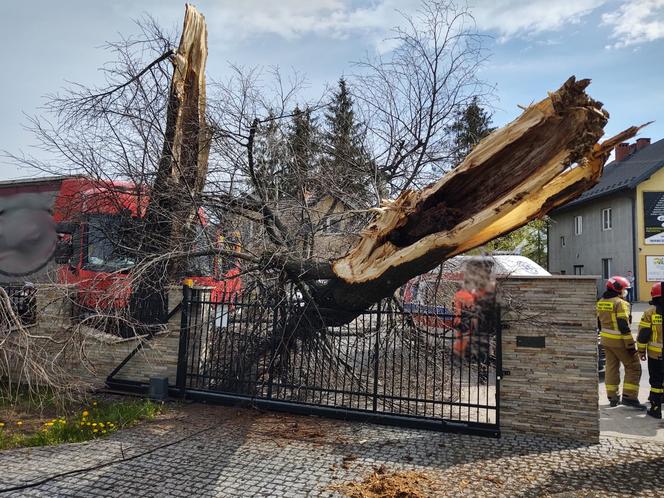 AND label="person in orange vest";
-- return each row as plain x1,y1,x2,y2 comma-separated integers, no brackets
637,282,664,419
597,276,645,408
453,259,495,361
